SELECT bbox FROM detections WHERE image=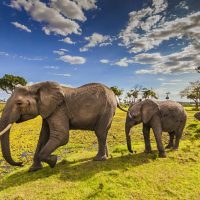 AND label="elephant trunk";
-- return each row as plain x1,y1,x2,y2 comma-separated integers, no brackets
0,119,23,166
125,124,133,153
